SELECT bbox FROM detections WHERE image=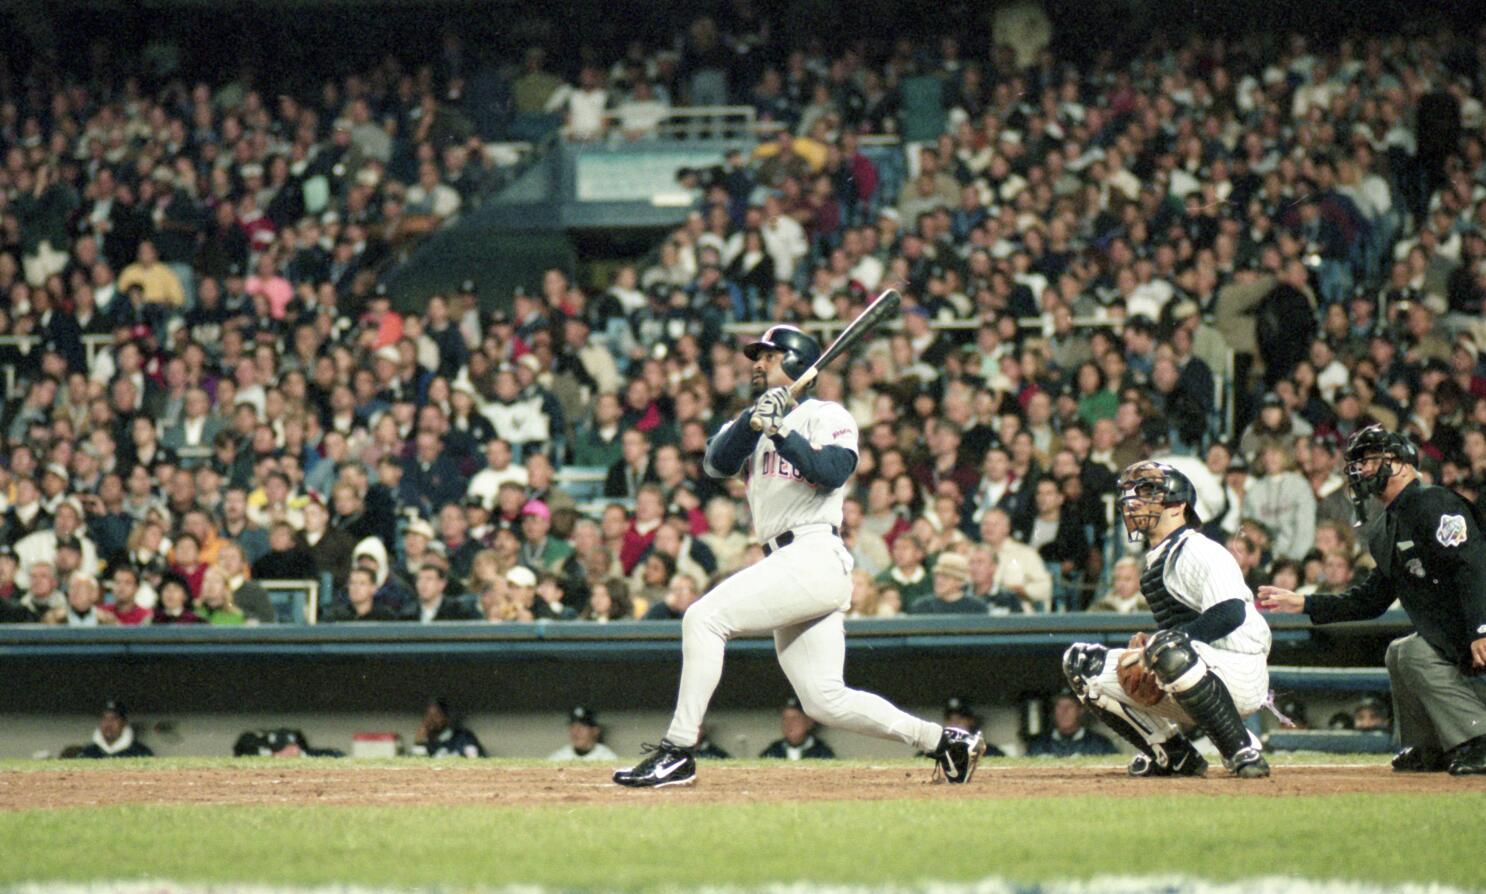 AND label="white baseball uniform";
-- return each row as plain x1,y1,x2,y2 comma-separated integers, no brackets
1085,528,1272,744
666,398,944,753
